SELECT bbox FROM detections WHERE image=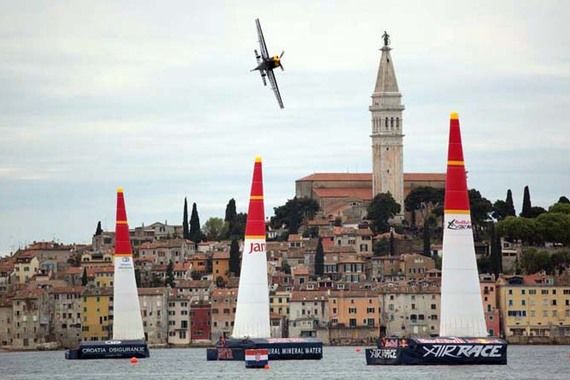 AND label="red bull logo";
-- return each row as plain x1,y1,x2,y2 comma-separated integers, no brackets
446,219,472,230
